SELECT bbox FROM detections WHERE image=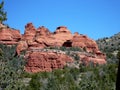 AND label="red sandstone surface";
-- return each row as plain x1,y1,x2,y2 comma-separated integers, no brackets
0,23,106,73
25,51,73,73
0,28,21,45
